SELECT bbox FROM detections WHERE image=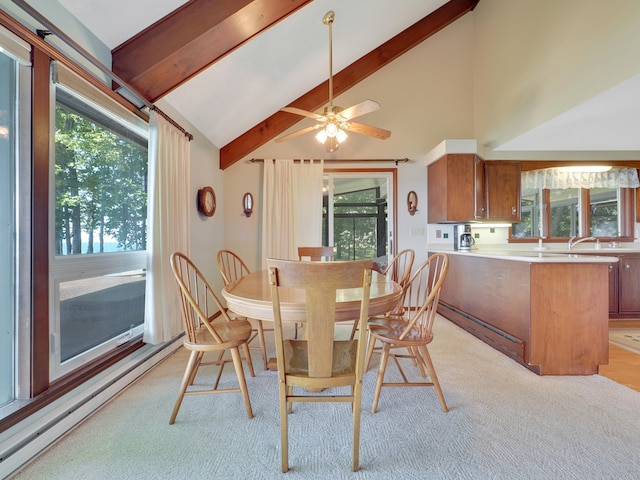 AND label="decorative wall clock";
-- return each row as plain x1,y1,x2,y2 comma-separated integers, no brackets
197,186,216,217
